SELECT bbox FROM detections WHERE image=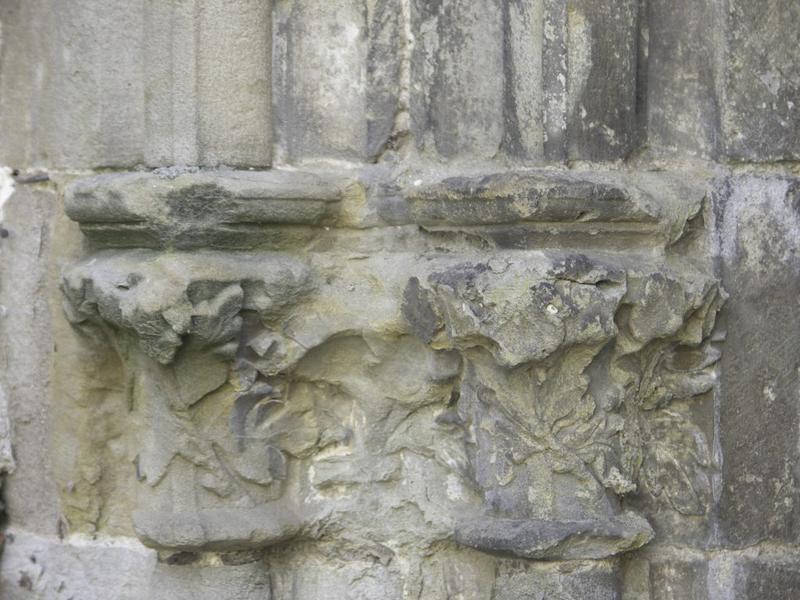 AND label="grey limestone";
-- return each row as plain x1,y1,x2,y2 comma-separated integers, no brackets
0,0,272,169
274,0,369,163
144,0,273,168
0,0,146,169
1,1,800,599
721,0,800,161
0,183,60,536
714,175,800,547
646,0,800,160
